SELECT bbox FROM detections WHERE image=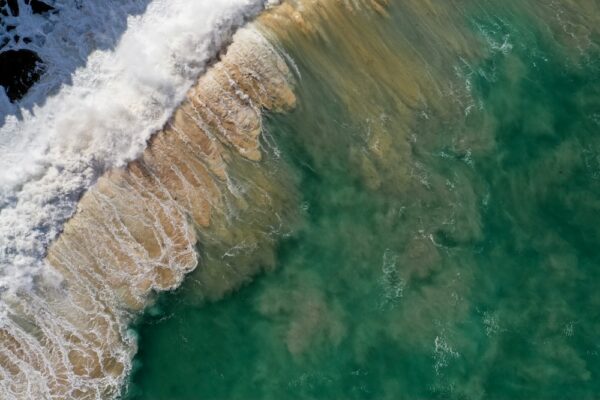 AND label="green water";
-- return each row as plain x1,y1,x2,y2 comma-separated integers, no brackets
127,2,600,399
